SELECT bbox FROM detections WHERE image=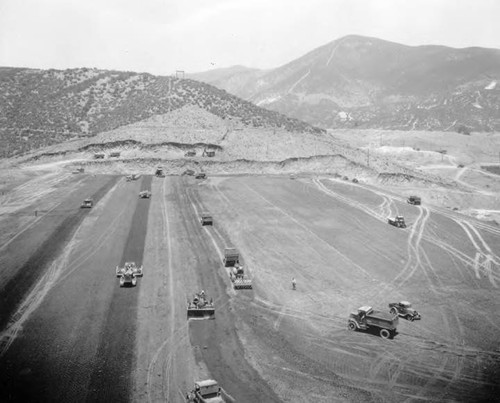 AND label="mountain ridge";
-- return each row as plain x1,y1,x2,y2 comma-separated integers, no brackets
191,35,500,132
